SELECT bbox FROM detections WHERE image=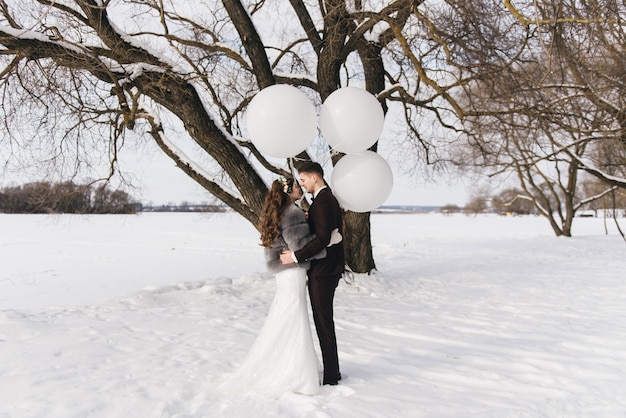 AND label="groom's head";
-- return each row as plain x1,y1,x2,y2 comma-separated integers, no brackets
298,162,325,194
